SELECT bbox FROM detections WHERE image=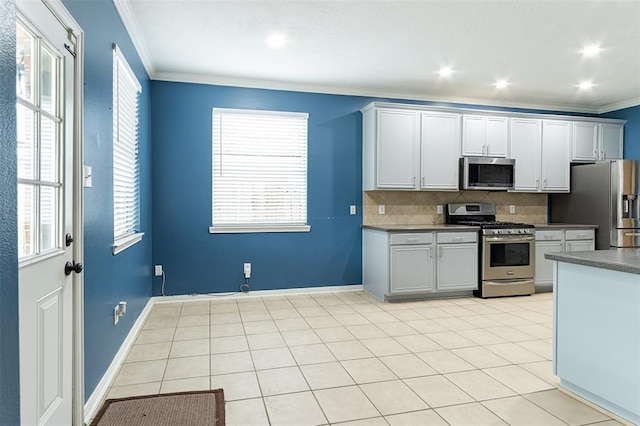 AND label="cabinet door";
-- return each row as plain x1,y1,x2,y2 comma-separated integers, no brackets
510,118,542,191
376,109,419,189
421,112,460,190
565,240,595,251
541,120,571,192
461,115,485,156
436,243,478,291
535,241,563,285
485,116,509,157
600,123,623,161
390,245,434,293
572,122,598,162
